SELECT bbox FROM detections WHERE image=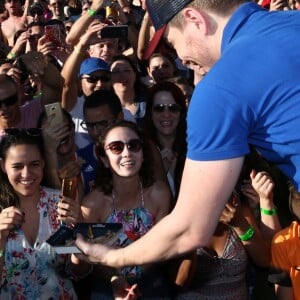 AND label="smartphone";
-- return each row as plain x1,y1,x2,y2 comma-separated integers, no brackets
44,102,64,128
62,177,78,200
44,24,62,48
14,56,29,84
97,25,128,39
